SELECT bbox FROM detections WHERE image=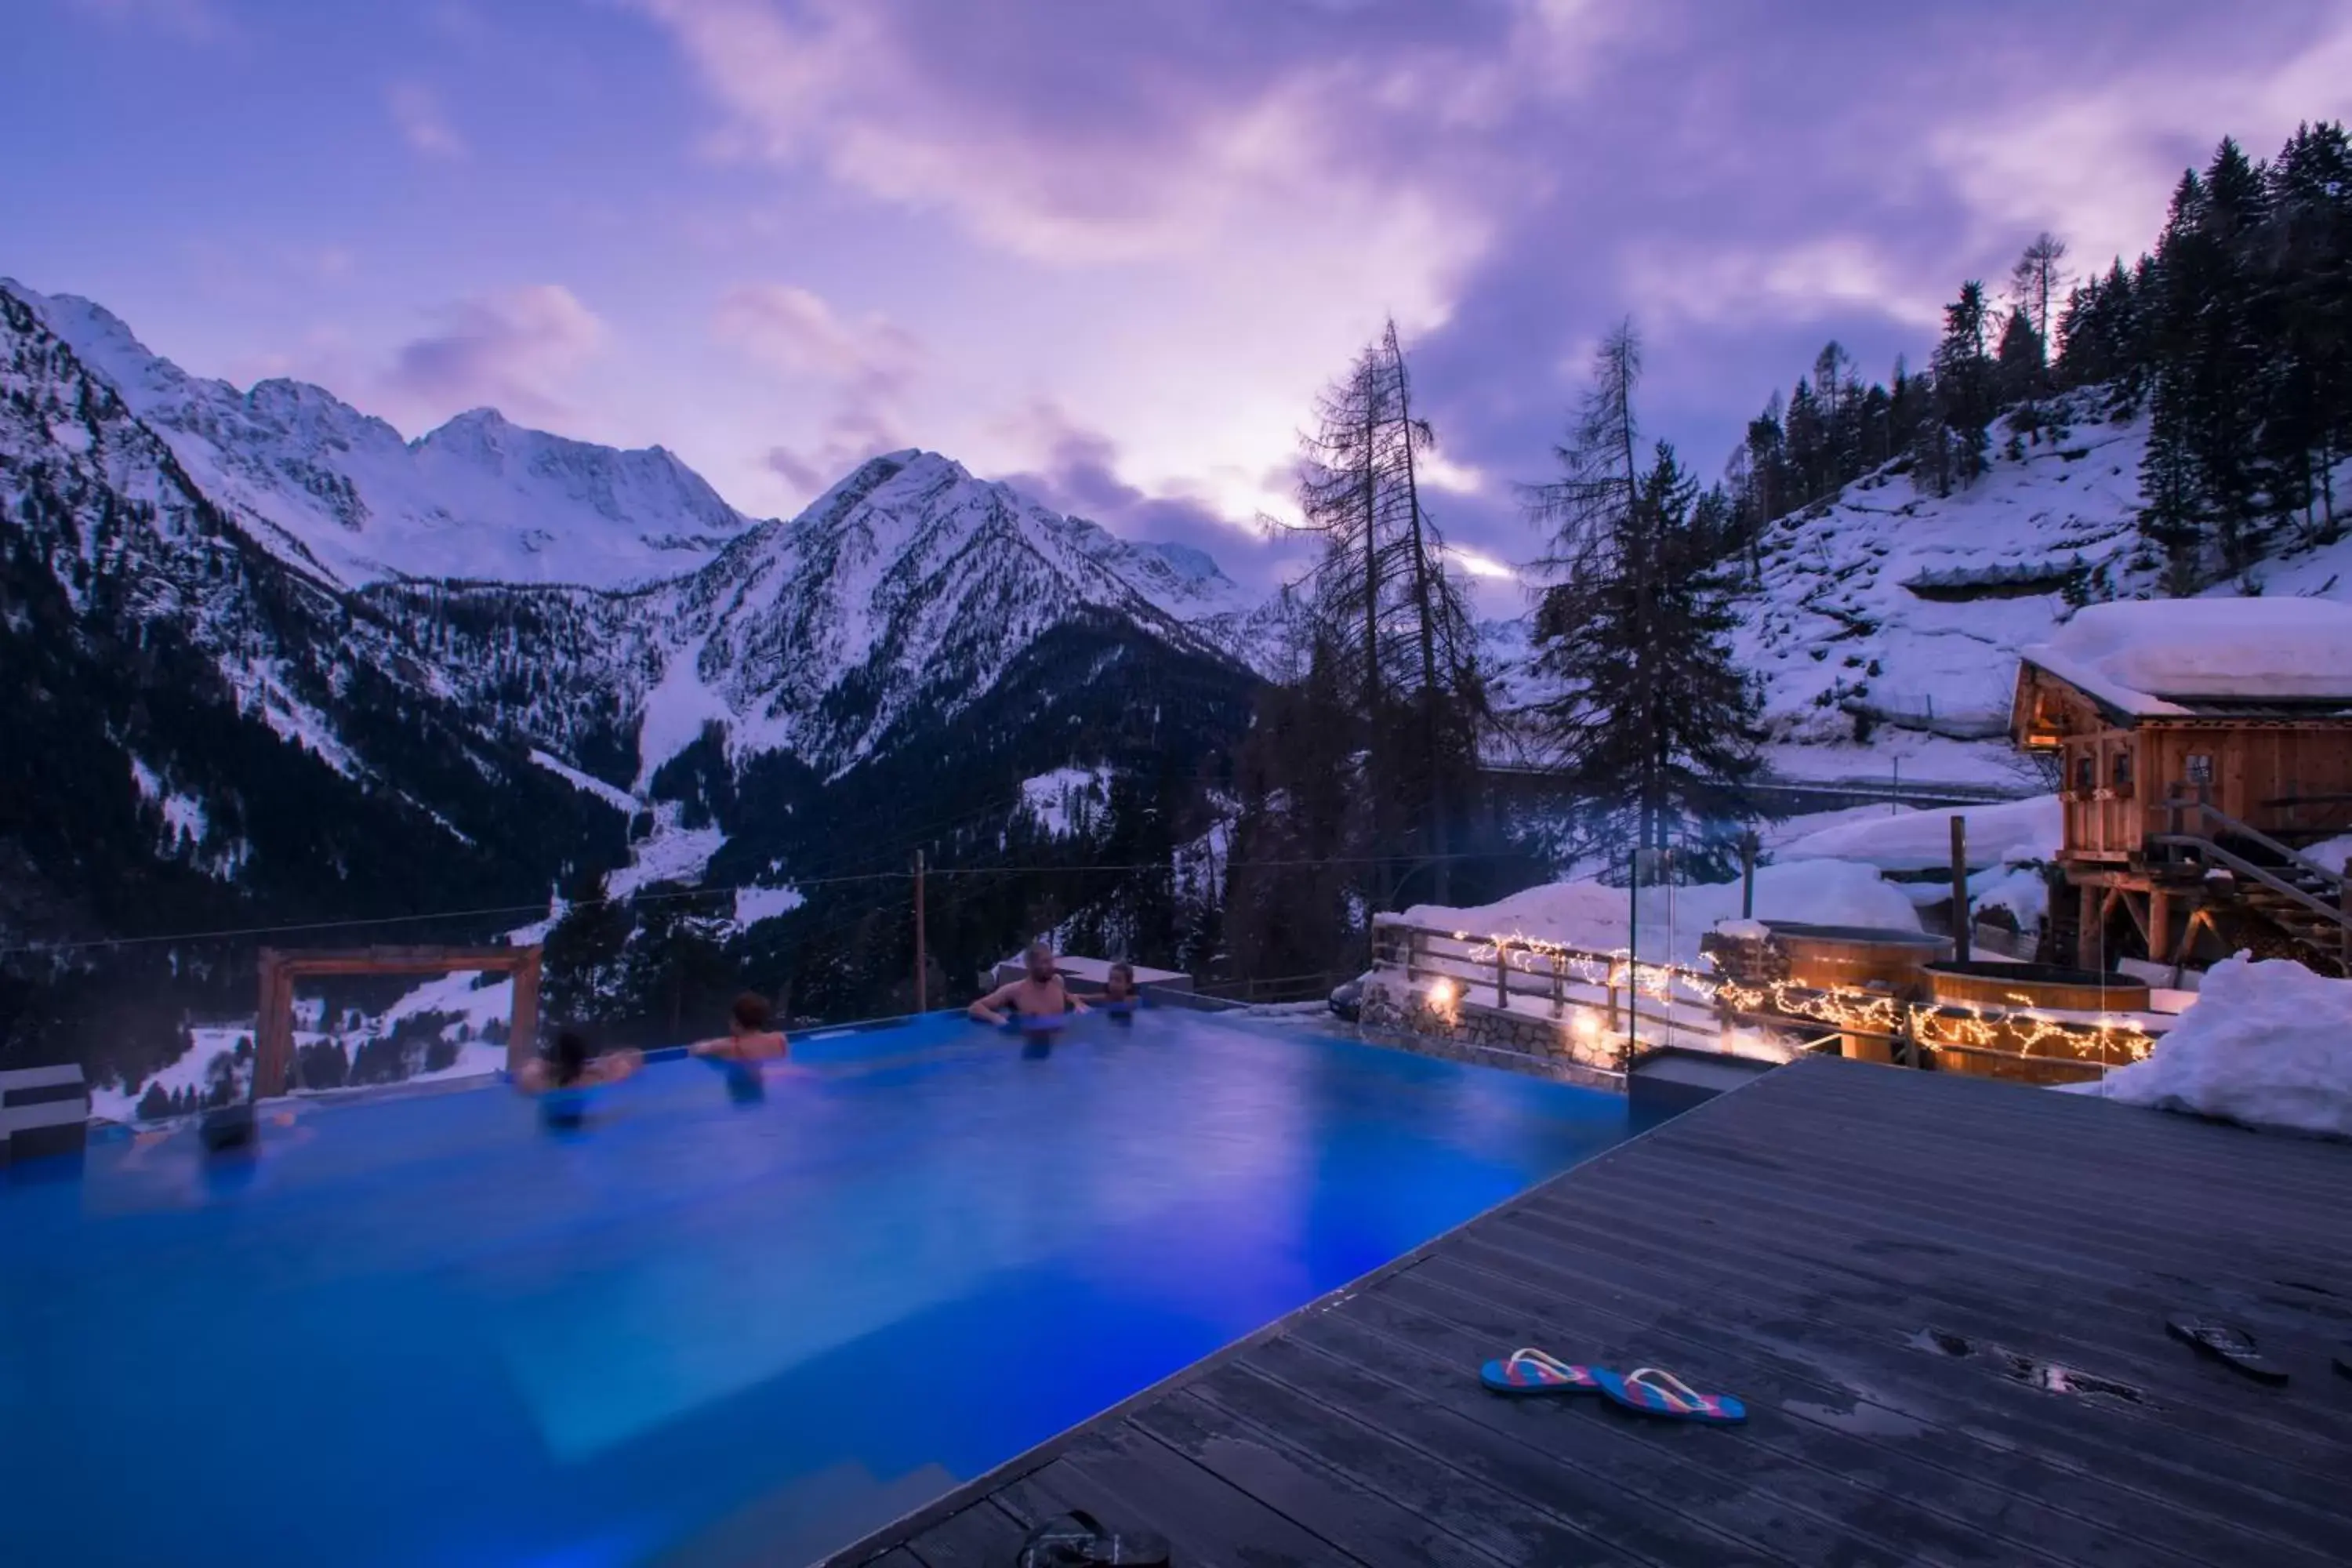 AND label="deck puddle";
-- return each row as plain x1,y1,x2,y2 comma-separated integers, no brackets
1911,1329,2154,1407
